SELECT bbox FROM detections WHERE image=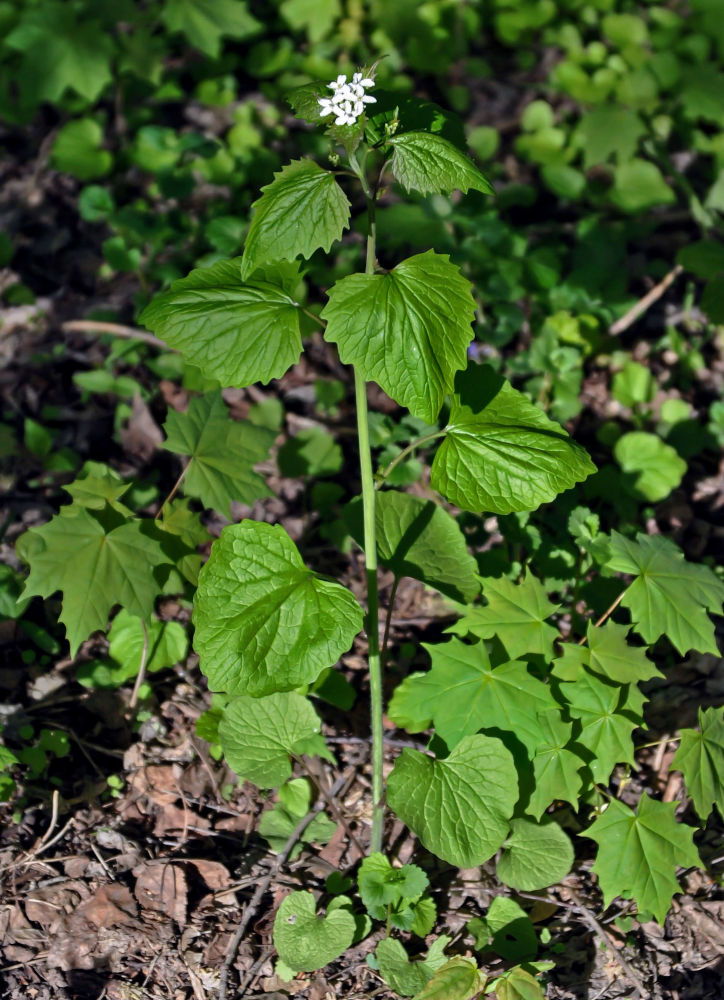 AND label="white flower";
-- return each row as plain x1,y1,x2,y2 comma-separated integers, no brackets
318,70,375,126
